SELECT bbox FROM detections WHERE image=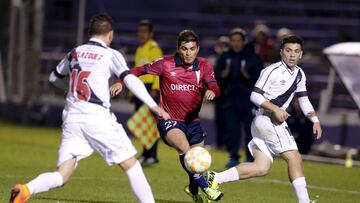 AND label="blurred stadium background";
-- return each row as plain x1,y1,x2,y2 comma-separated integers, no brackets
0,0,360,169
